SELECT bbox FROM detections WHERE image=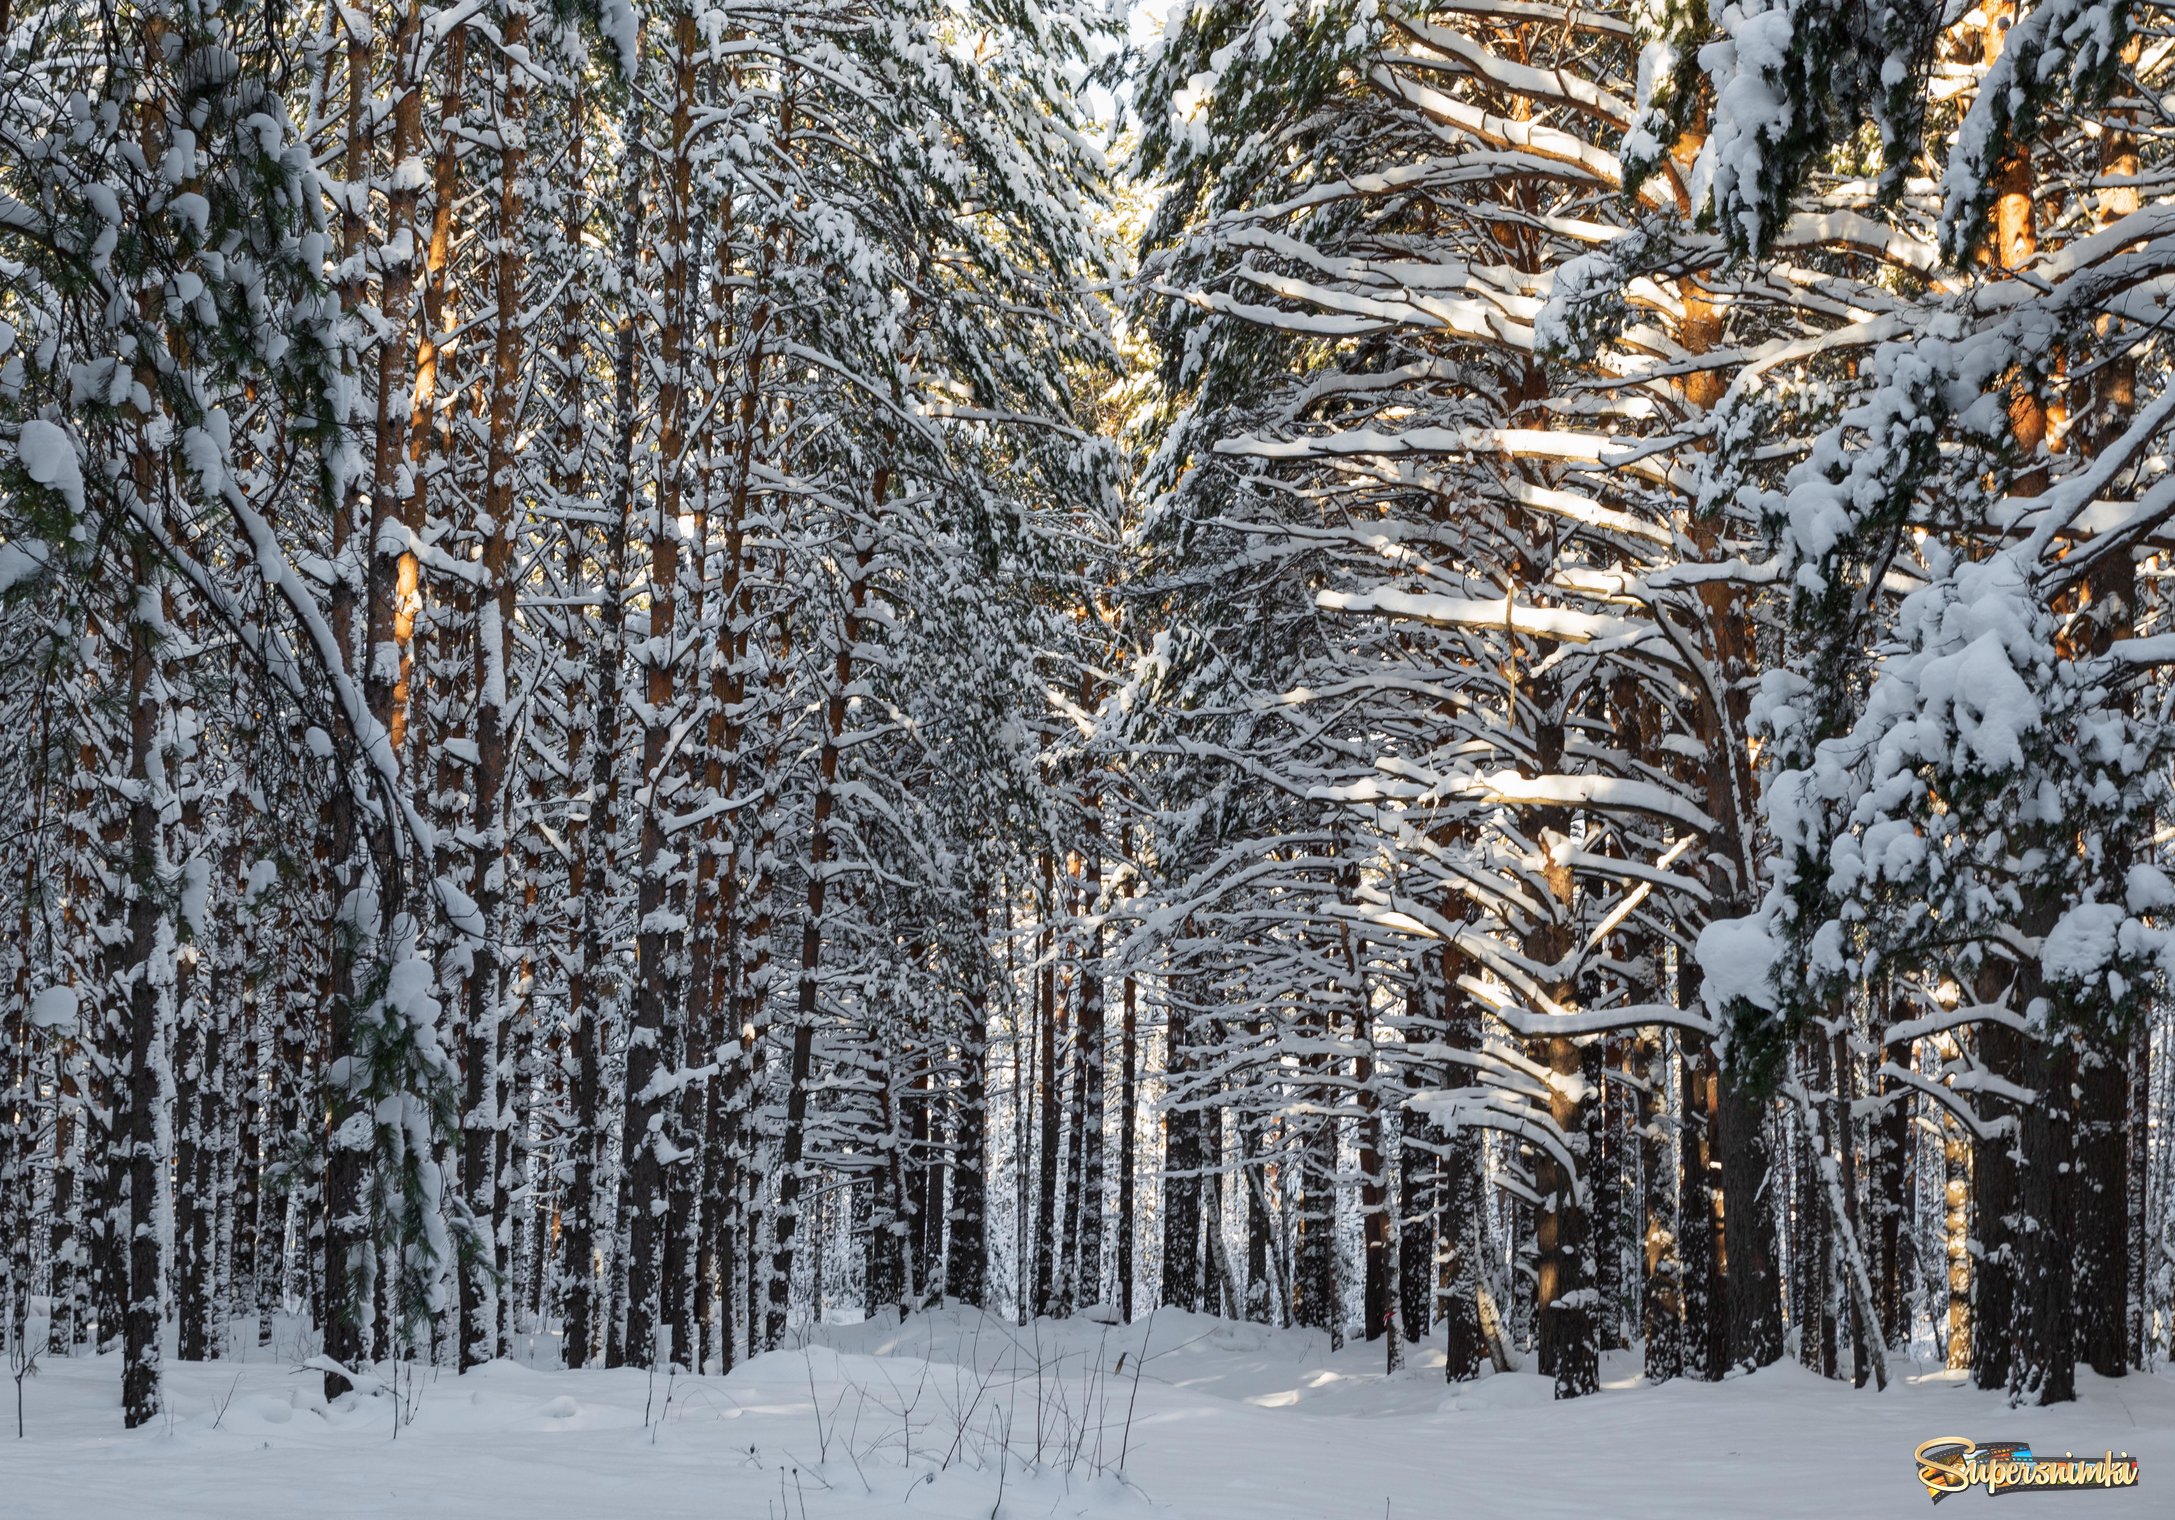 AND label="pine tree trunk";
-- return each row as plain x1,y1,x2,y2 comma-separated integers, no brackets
1431,951,1486,1381
175,953,208,1362
1395,982,1437,1345
458,11,529,1370
1292,1035,1336,1335
2126,1026,2149,1369
48,1045,84,1355
618,9,702,1372
564,104,640,1371
768,498,880,1350
1794,1035,1832,1377
947,891,990,1308
1834,1029,1869,1387
1160,973,1201,1313
1592,1038,1624,1353
1718,1072,1783,1372
1536,1032,1599,1398
1875,1041,1911,1349
1117,967,1136,1322
1638,1024,1683,1383
1356,1004,1390,1345
1786,1042,1886,1390
327,0,431,1403
1939,1060,1973,1370
921,1075,947,1306
1678,977,1725,1380
1245,1101,1274,1324
2014,1027,2077,1403
120,549,164,1429
172,729,209,1362
1034,851,1060,1317
1972,1023,2019,1386
1357,1112,1388,1343
2073,198,2139,1369
904,1047,930,1312
0,887,25,1361
1394,1141,1432,1347
1075,784,1105,1309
